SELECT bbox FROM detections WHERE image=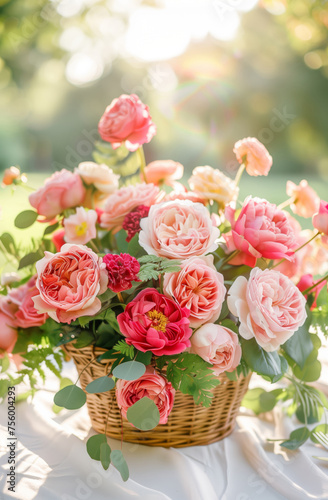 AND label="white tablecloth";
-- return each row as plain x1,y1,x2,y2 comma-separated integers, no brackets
1,360,328,500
